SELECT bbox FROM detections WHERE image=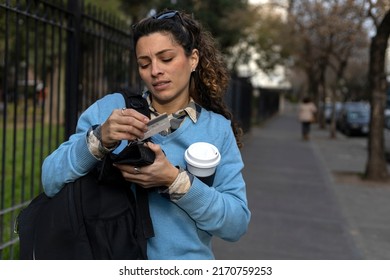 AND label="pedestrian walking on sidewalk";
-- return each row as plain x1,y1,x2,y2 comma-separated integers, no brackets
41,9,250,260
298,96,317,140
